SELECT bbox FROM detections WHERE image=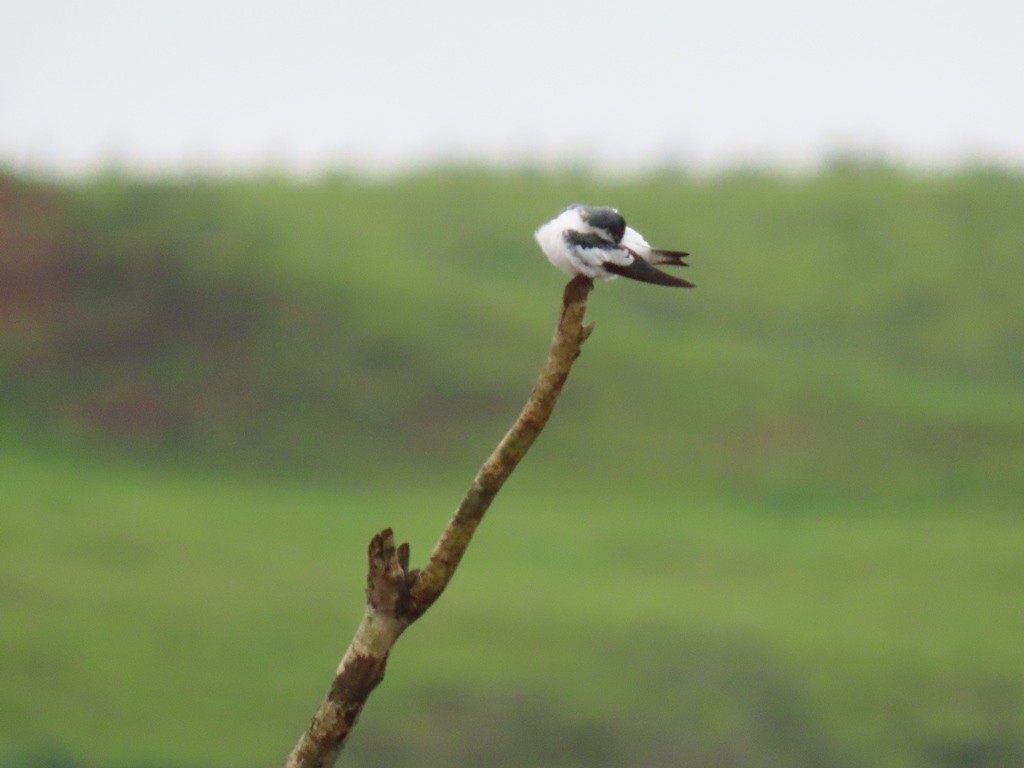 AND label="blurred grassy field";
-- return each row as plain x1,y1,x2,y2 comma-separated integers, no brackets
1,165,1023,767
